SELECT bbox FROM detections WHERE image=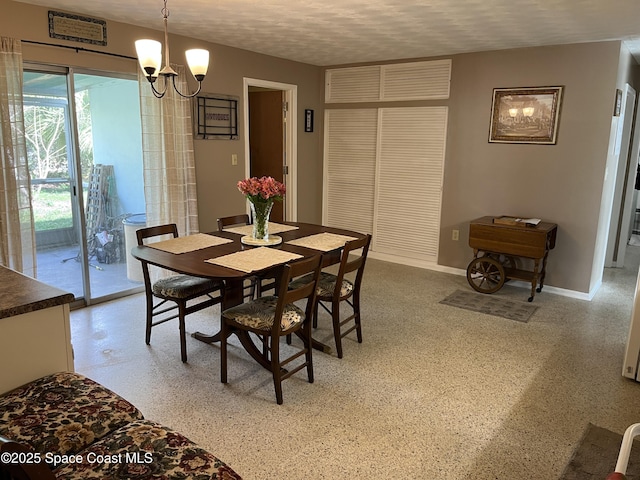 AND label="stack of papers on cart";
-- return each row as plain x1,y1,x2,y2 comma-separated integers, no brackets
493,216,541,227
